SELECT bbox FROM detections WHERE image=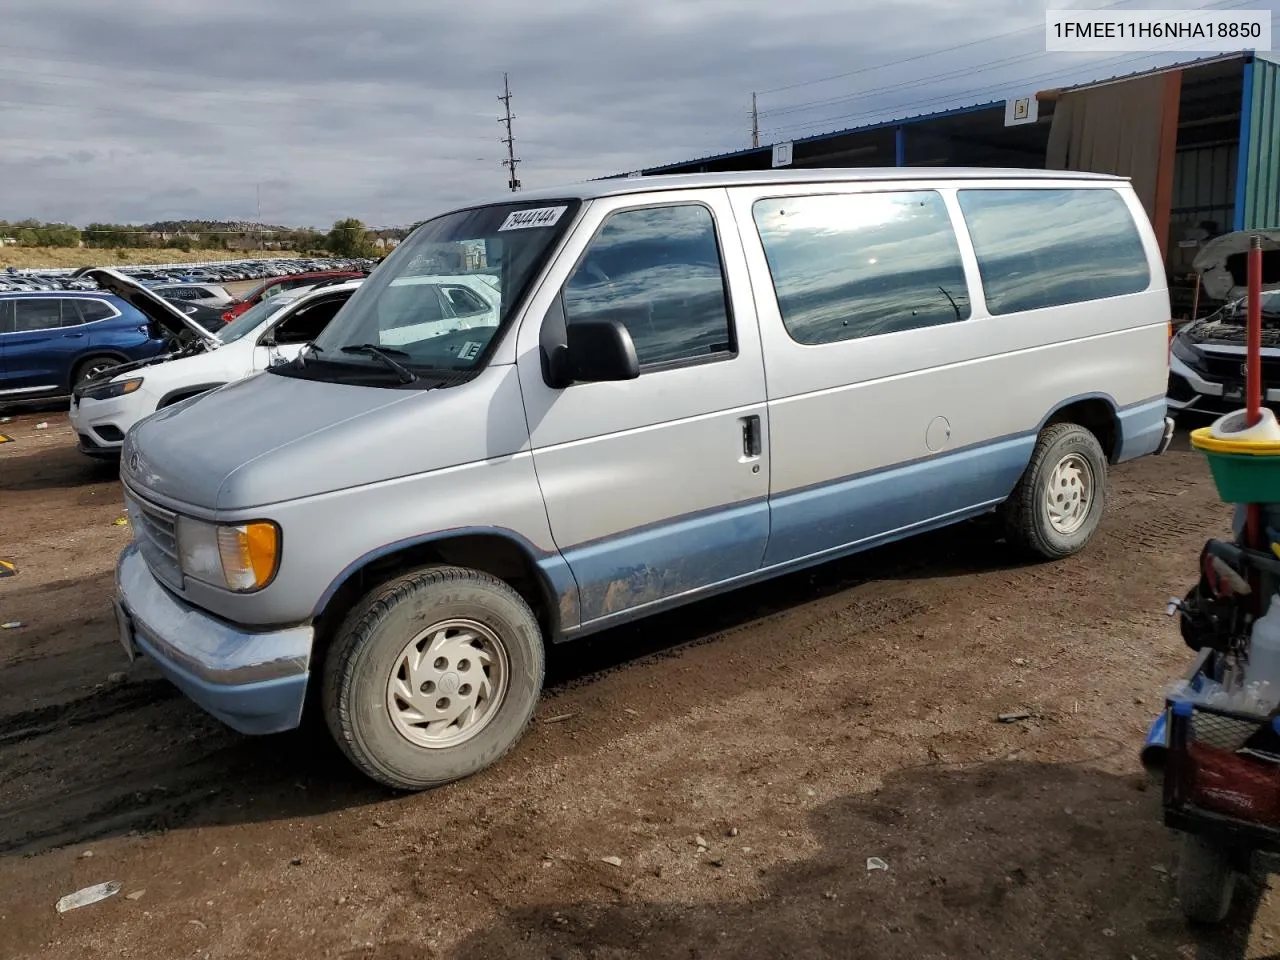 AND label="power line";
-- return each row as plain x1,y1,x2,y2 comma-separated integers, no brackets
757,0,1260,140
499,72,521,192
754,0,1147,96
